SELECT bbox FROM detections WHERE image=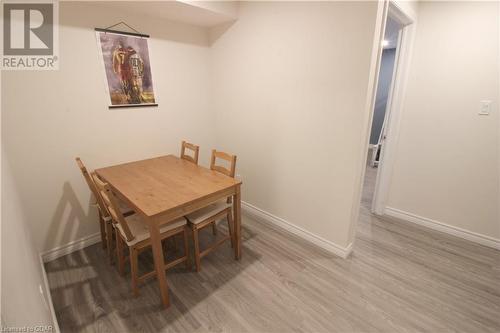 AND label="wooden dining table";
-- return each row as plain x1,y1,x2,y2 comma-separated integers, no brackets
95,154,242,308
